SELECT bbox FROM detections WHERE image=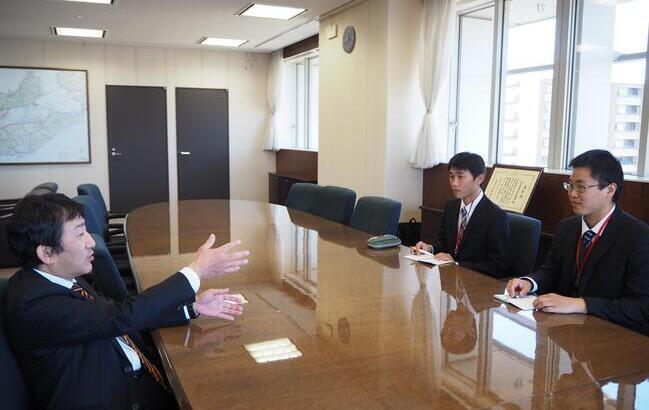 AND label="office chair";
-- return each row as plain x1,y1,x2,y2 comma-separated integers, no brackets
349,196,402,236
77,183,126,222
507,212,542,277
88,234,133,301
0,214,20,269
0,278,33,409
285,183,322,212
311,186,357,225
33,182,58,193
